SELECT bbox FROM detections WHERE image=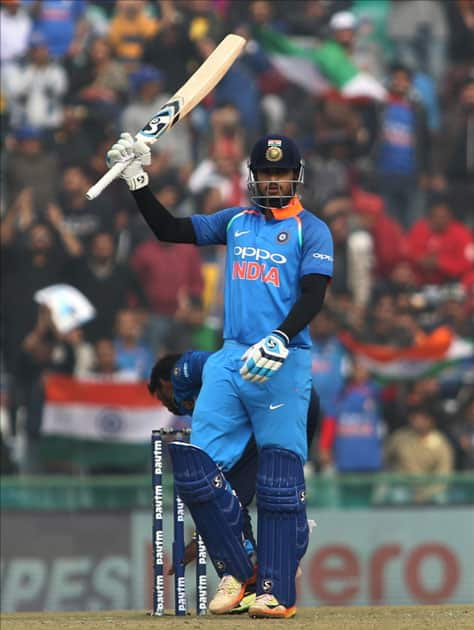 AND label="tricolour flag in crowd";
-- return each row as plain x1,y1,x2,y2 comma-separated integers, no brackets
255,27,386,101
340,327,473,381
42,375,178,442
